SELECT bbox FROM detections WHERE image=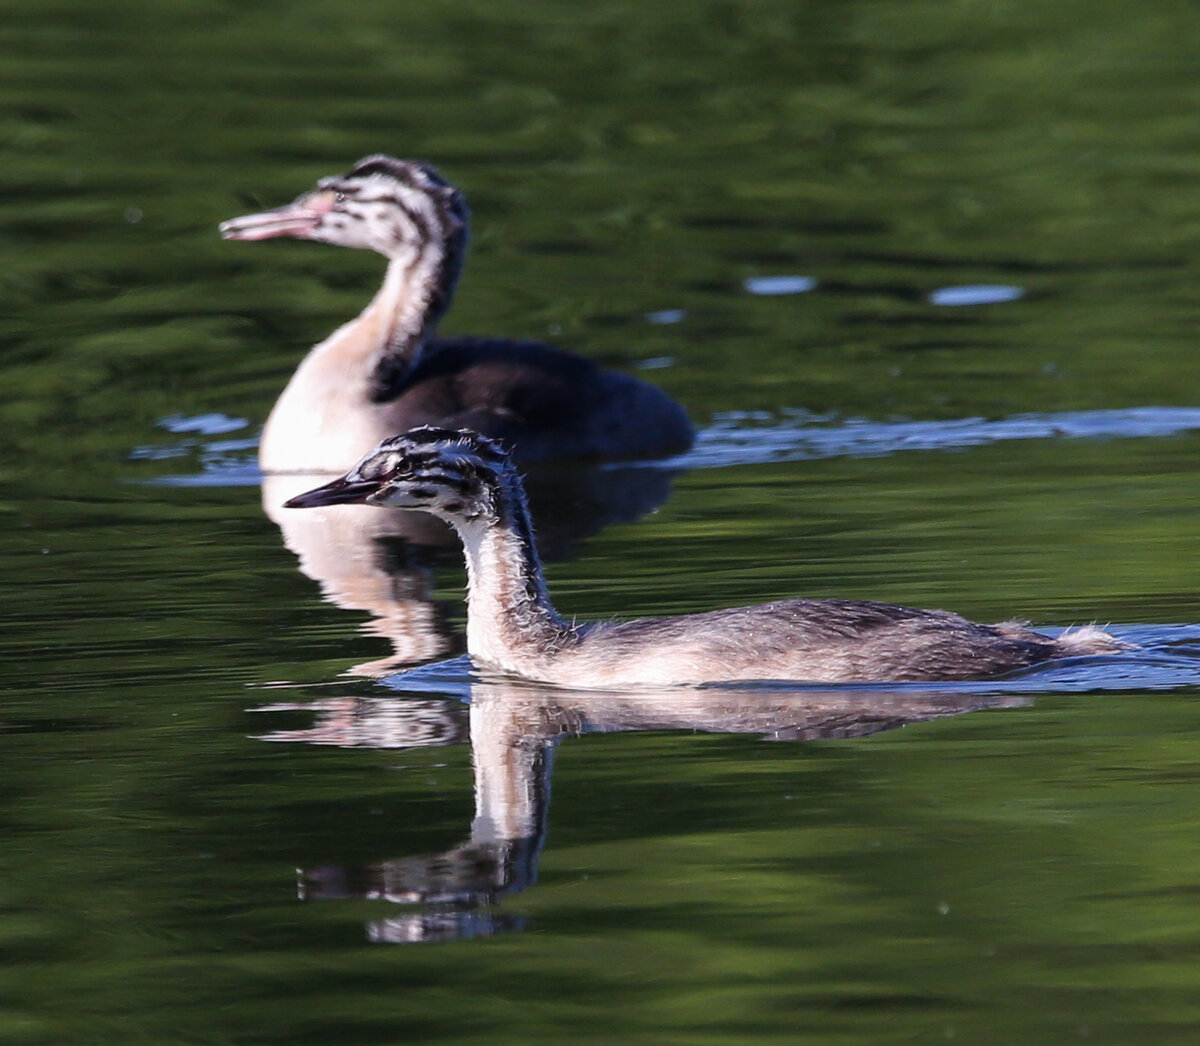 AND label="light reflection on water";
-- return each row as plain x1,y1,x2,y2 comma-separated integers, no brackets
670,405,1200,470
928,284,1025,307
137,404,1200,484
